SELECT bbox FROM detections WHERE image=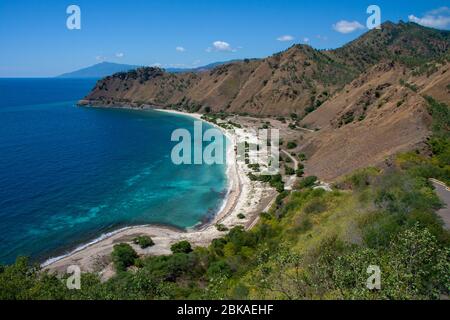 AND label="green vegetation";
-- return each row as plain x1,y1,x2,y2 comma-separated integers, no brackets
286,141,298,149
339,111,355,126
0,99,448,301
400,79,418,92
112,243,138,272
296,176,318,189
248,173,285,193
216,224,229,232
170,241,193,254
247,163,260,172
284,165,295,176
2,151,448,299
133,236,155,249
237,213,246,220
295,163,305,178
